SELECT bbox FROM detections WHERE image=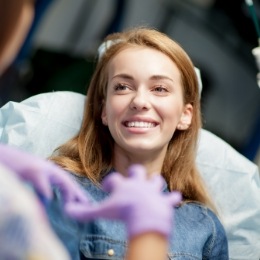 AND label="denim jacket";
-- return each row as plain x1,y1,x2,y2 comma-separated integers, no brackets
46,172,229,260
